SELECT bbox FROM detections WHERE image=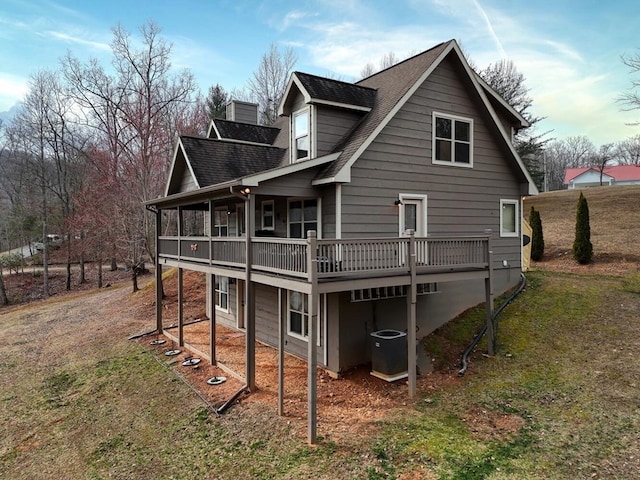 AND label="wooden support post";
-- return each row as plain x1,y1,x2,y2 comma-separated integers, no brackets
485,234,495,355
245,194,256,391
407,230,417,398
178,267,184,347
278,288,286,416
307,230,318,445
210,274,216,365
154,208,163,333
